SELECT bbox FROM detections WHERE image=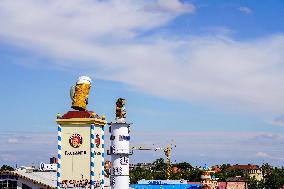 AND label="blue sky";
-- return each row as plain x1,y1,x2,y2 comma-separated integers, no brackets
1,0,284,167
